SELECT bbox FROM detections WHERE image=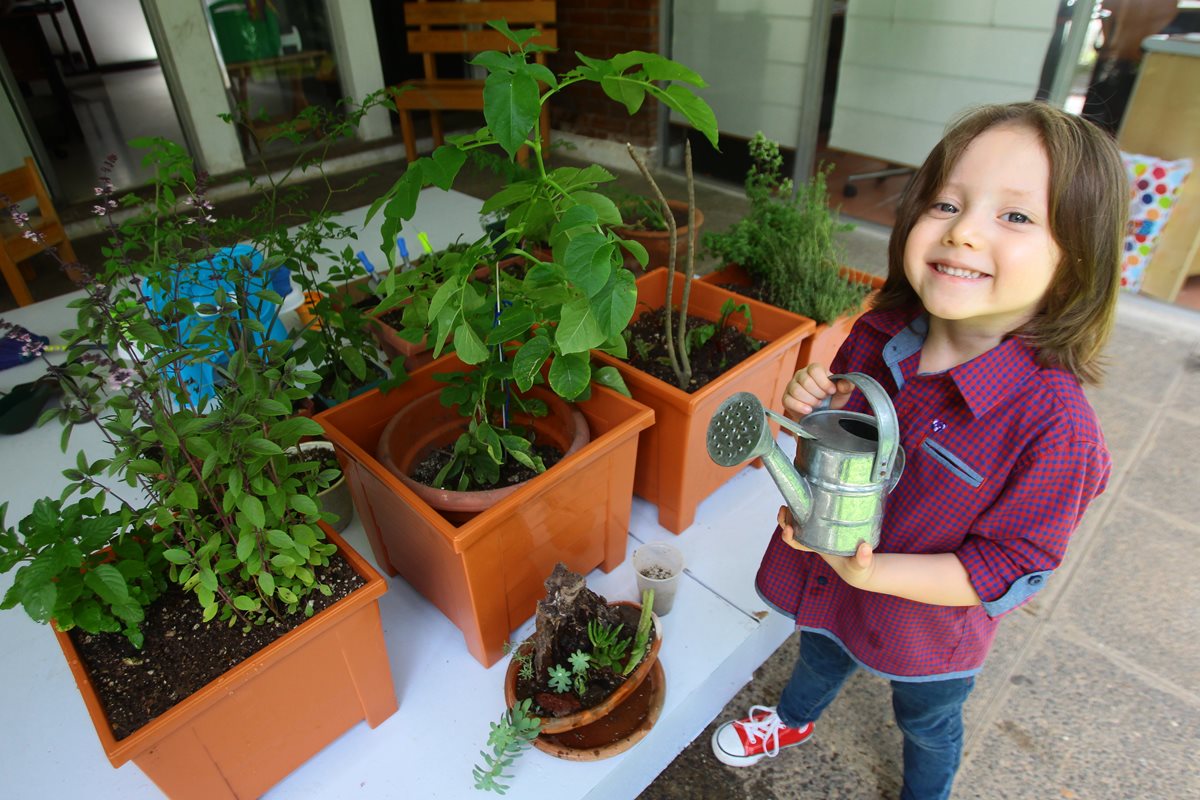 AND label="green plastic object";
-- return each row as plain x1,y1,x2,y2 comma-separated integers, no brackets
209,0,281,64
